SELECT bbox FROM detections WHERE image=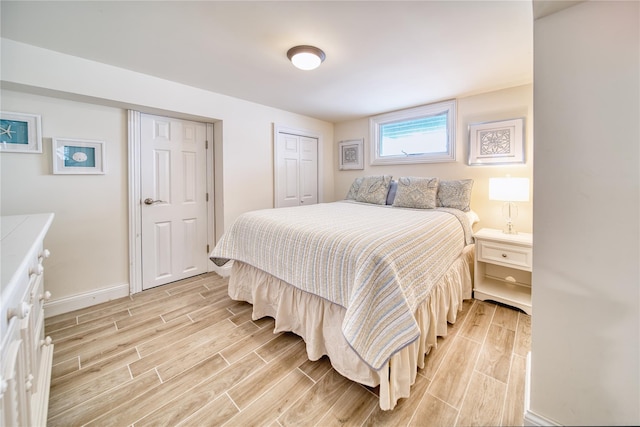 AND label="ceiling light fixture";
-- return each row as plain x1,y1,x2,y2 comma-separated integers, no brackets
287,45,326,71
